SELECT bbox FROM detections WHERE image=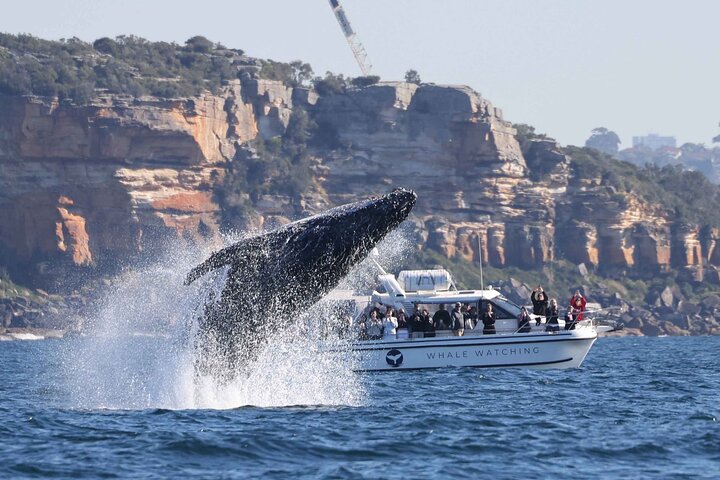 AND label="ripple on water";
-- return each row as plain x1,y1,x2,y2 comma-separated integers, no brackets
2,336,720,478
